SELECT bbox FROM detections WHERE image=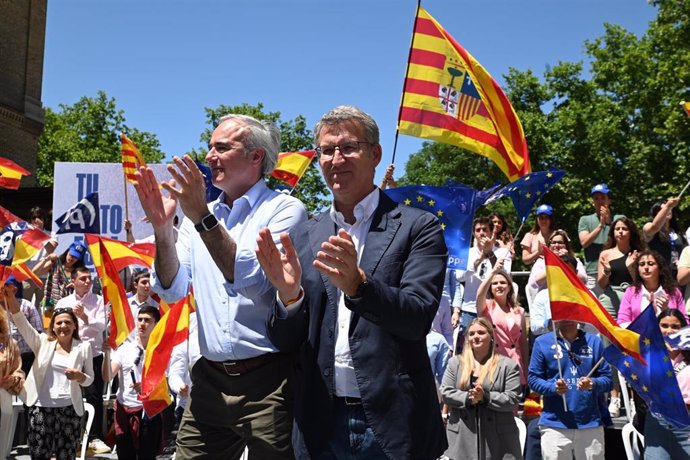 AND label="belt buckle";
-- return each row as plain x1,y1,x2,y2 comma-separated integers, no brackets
222,361,242,376
343,396,361,406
